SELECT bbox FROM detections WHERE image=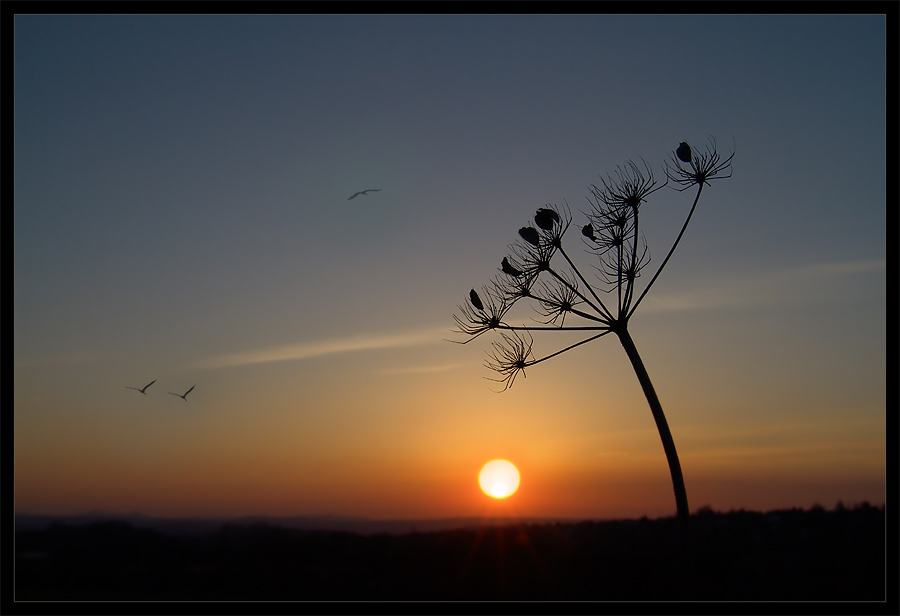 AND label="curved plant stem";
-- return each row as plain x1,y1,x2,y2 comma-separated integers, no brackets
616,325,693,596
